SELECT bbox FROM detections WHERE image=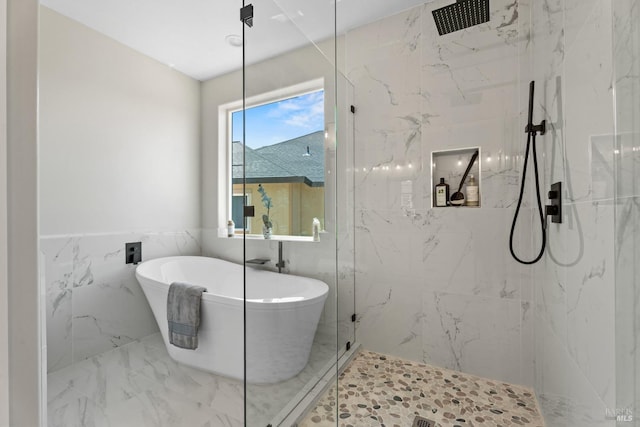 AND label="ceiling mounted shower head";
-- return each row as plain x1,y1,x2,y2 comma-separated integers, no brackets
432,0,490,36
